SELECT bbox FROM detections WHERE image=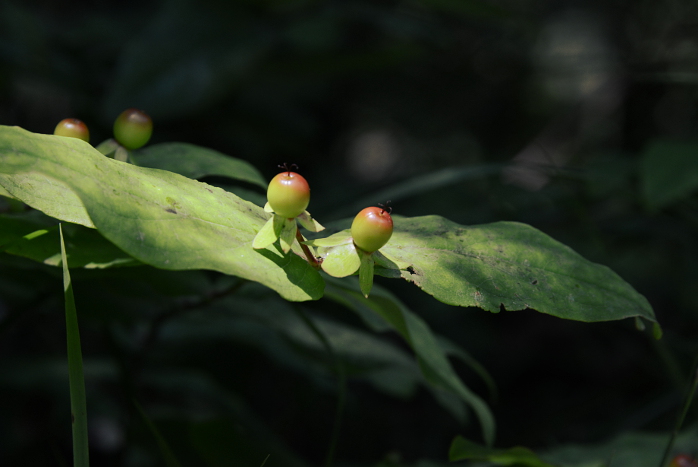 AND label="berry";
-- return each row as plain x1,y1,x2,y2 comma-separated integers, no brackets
670,455,698,467
267,170,310,218
54,118,89,143
113,108,153,150
351,206,393,253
